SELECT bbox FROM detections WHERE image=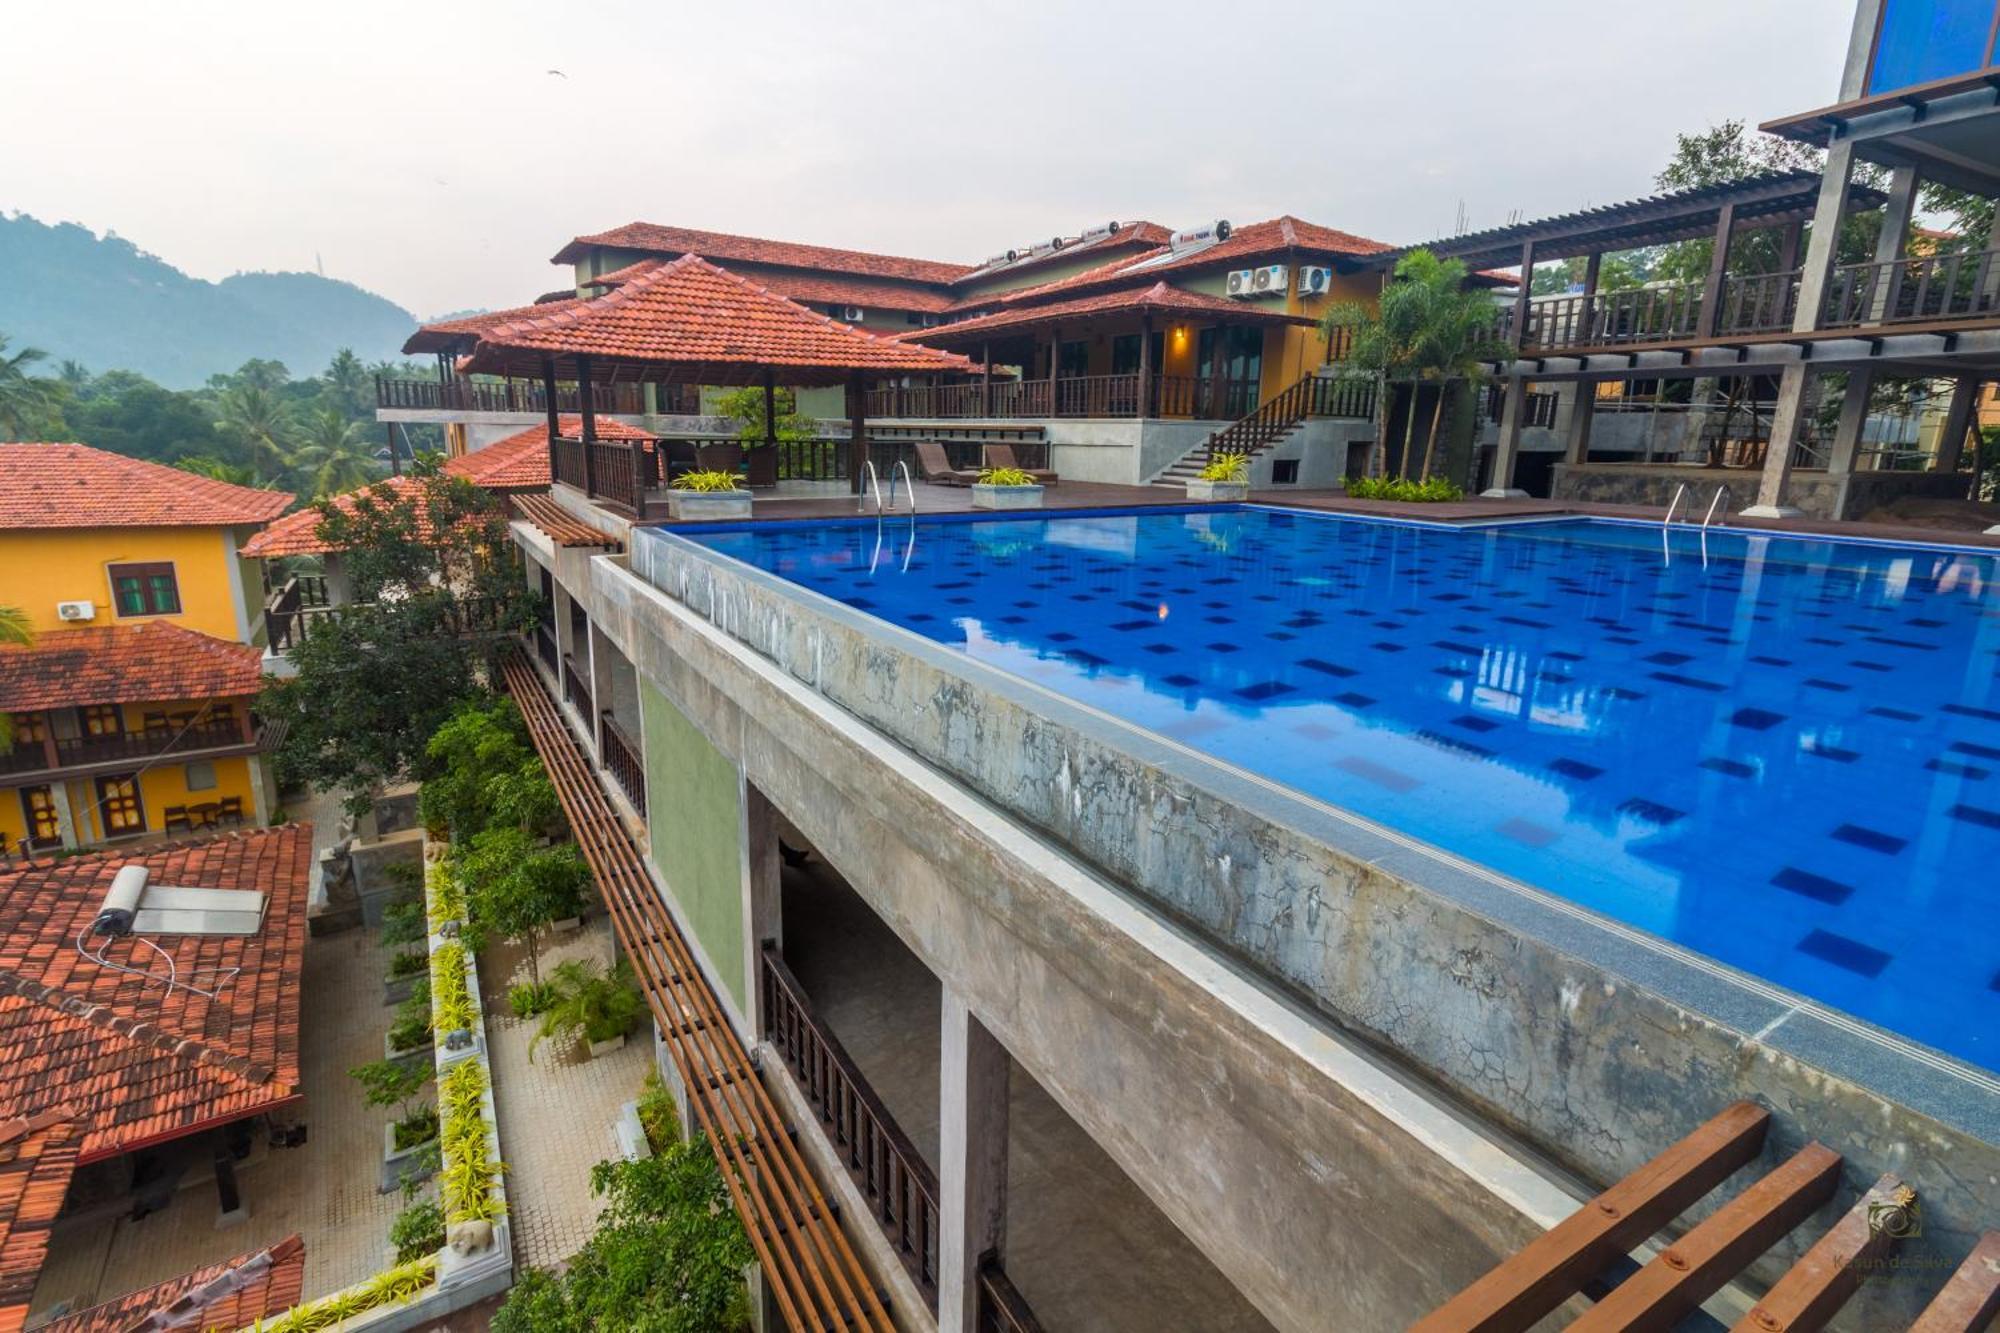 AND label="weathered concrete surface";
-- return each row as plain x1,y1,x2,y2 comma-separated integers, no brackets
1553,460,1970,521
625,529,2000,1329
590,554,1576,1333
